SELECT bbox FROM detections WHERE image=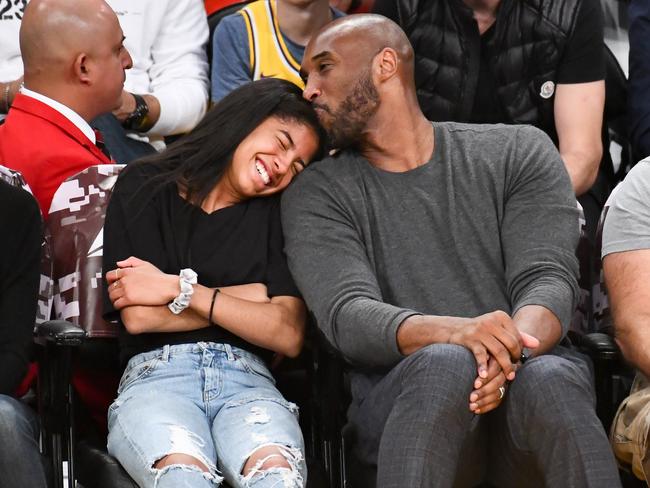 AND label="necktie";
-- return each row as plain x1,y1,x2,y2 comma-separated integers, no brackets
93,128,112,161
